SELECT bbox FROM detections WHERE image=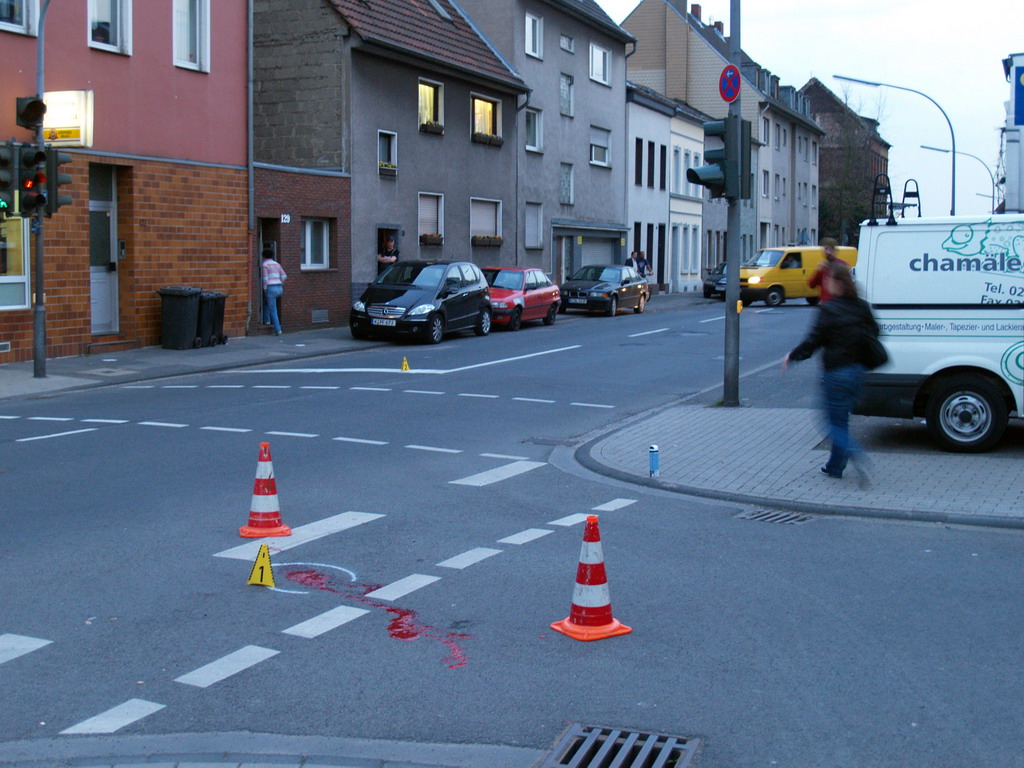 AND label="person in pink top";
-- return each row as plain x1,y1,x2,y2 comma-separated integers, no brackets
807,237,848,303
261,248,287,335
